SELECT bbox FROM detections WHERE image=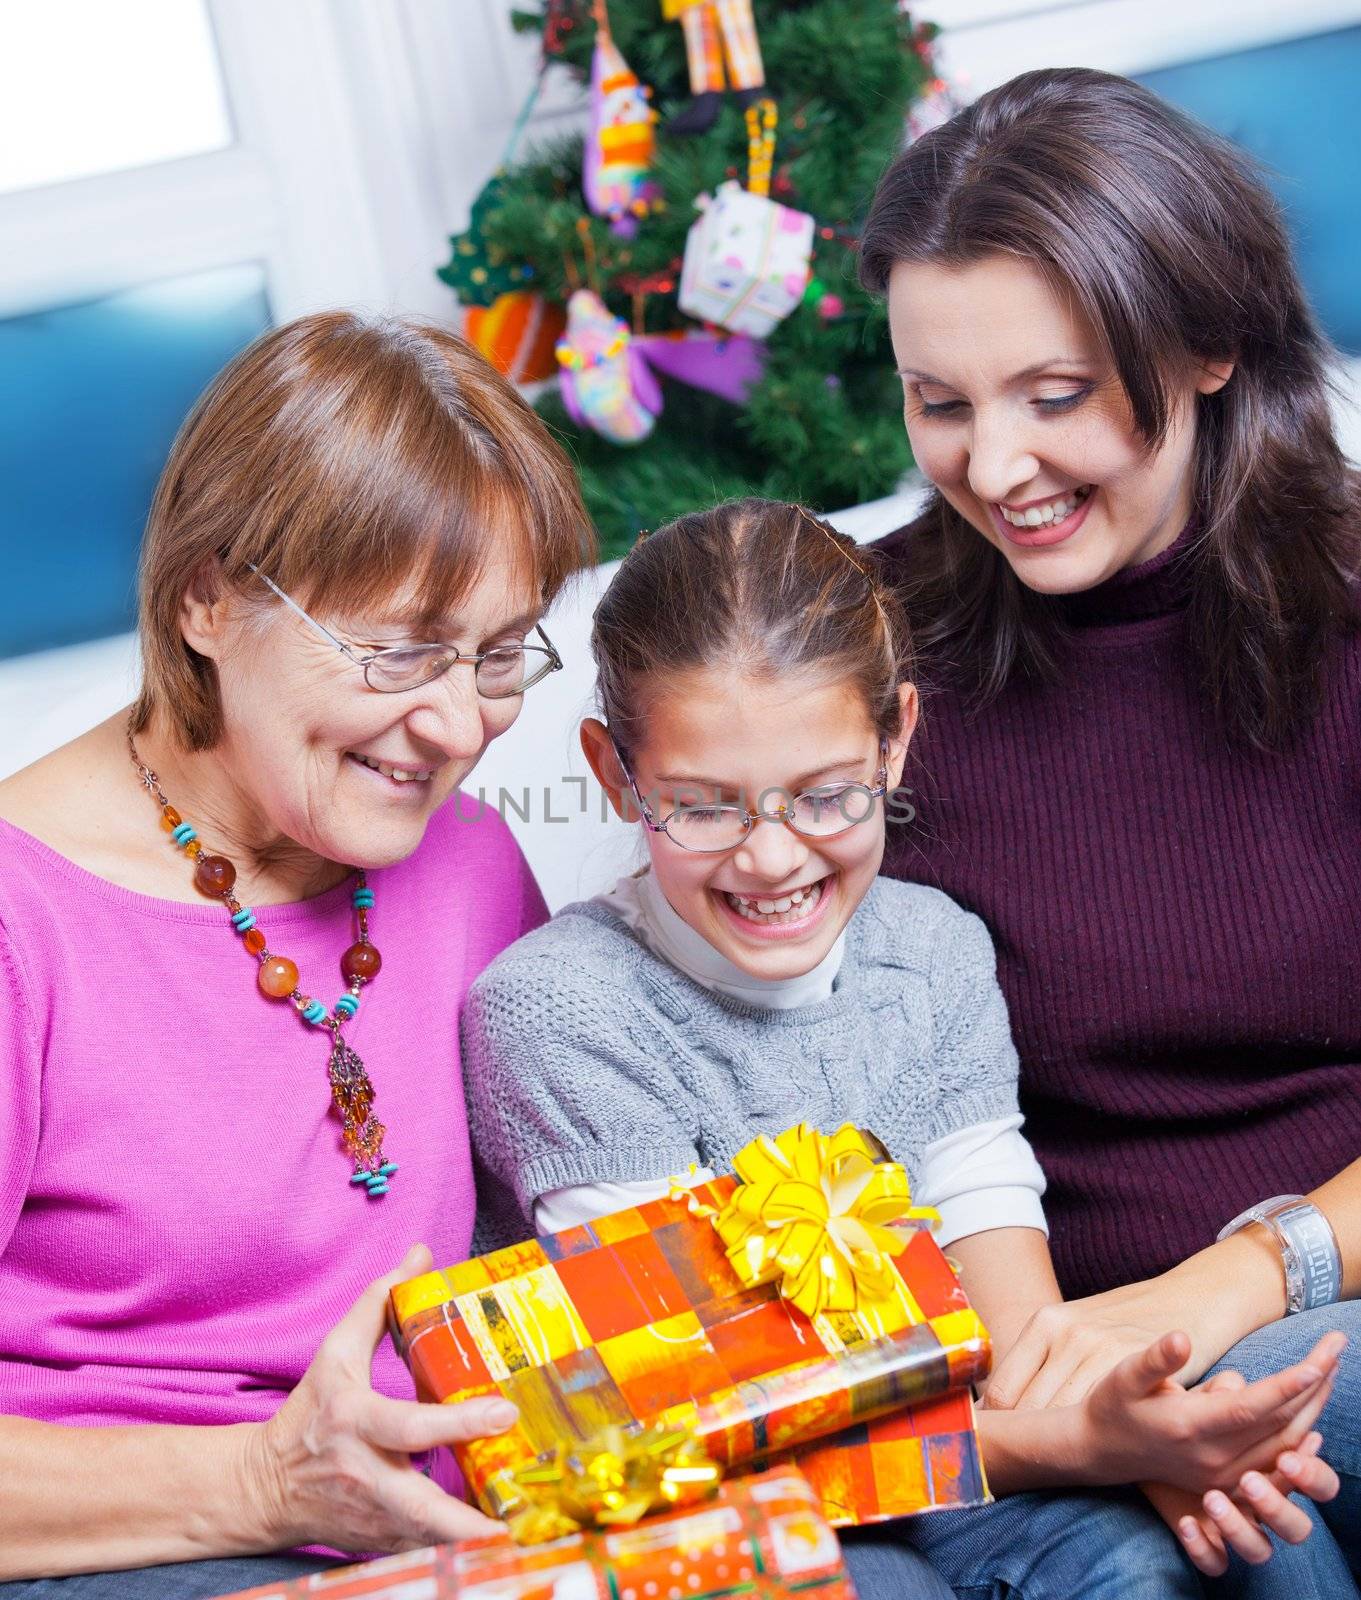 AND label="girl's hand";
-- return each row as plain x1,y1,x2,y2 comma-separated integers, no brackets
1145,1429,1339,1576
248,1244,516,1554
1077,1328,1343,1493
